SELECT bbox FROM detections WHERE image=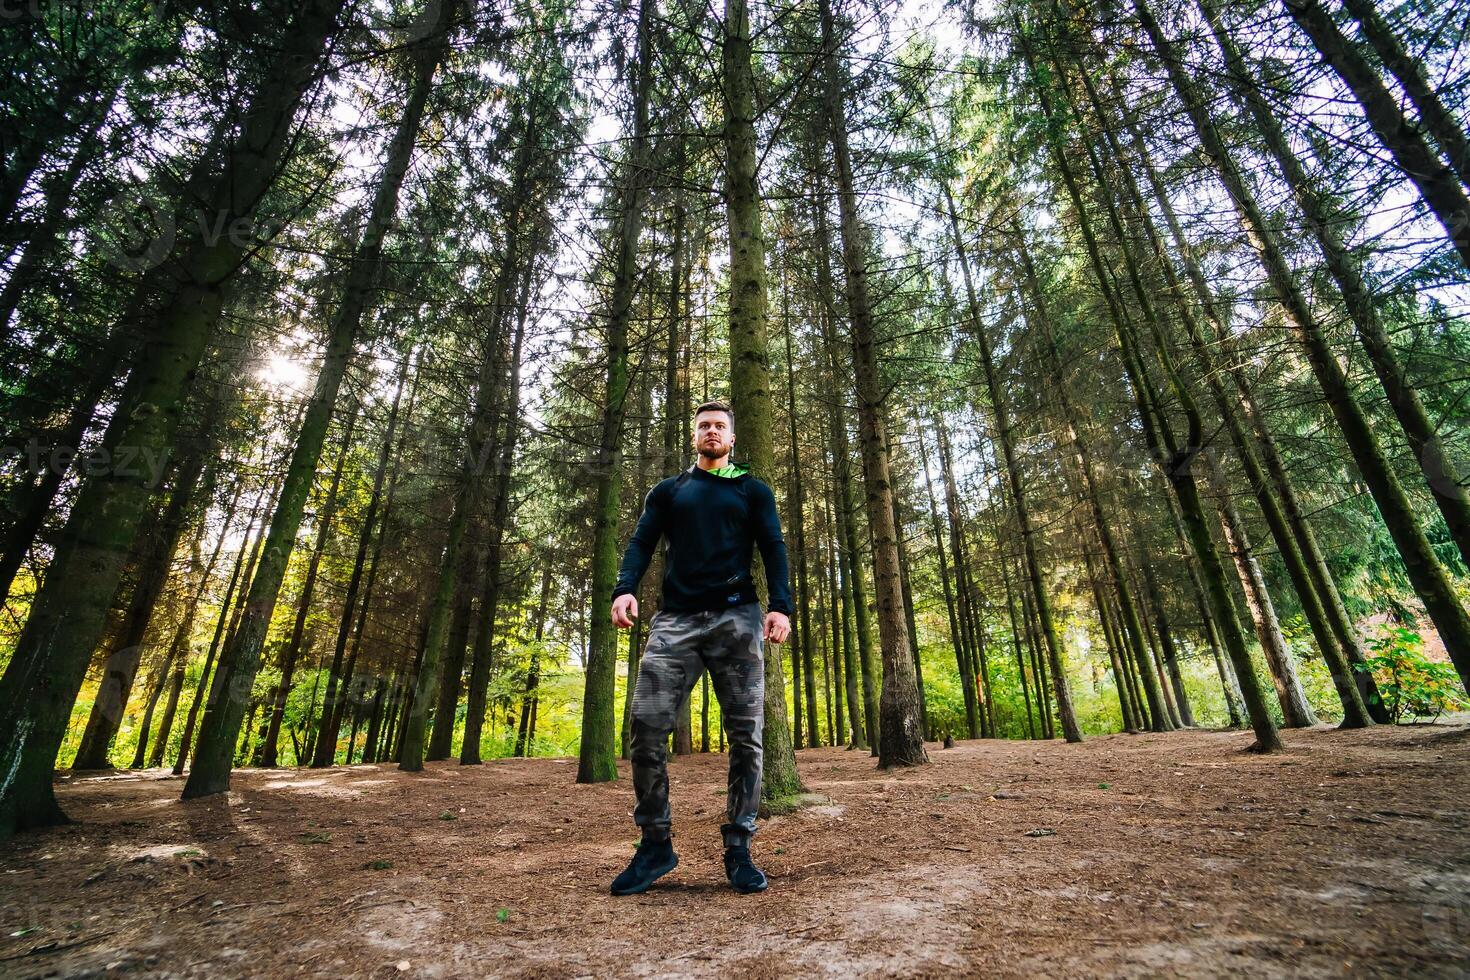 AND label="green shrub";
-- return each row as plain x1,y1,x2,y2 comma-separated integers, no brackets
1358,626,1467,724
